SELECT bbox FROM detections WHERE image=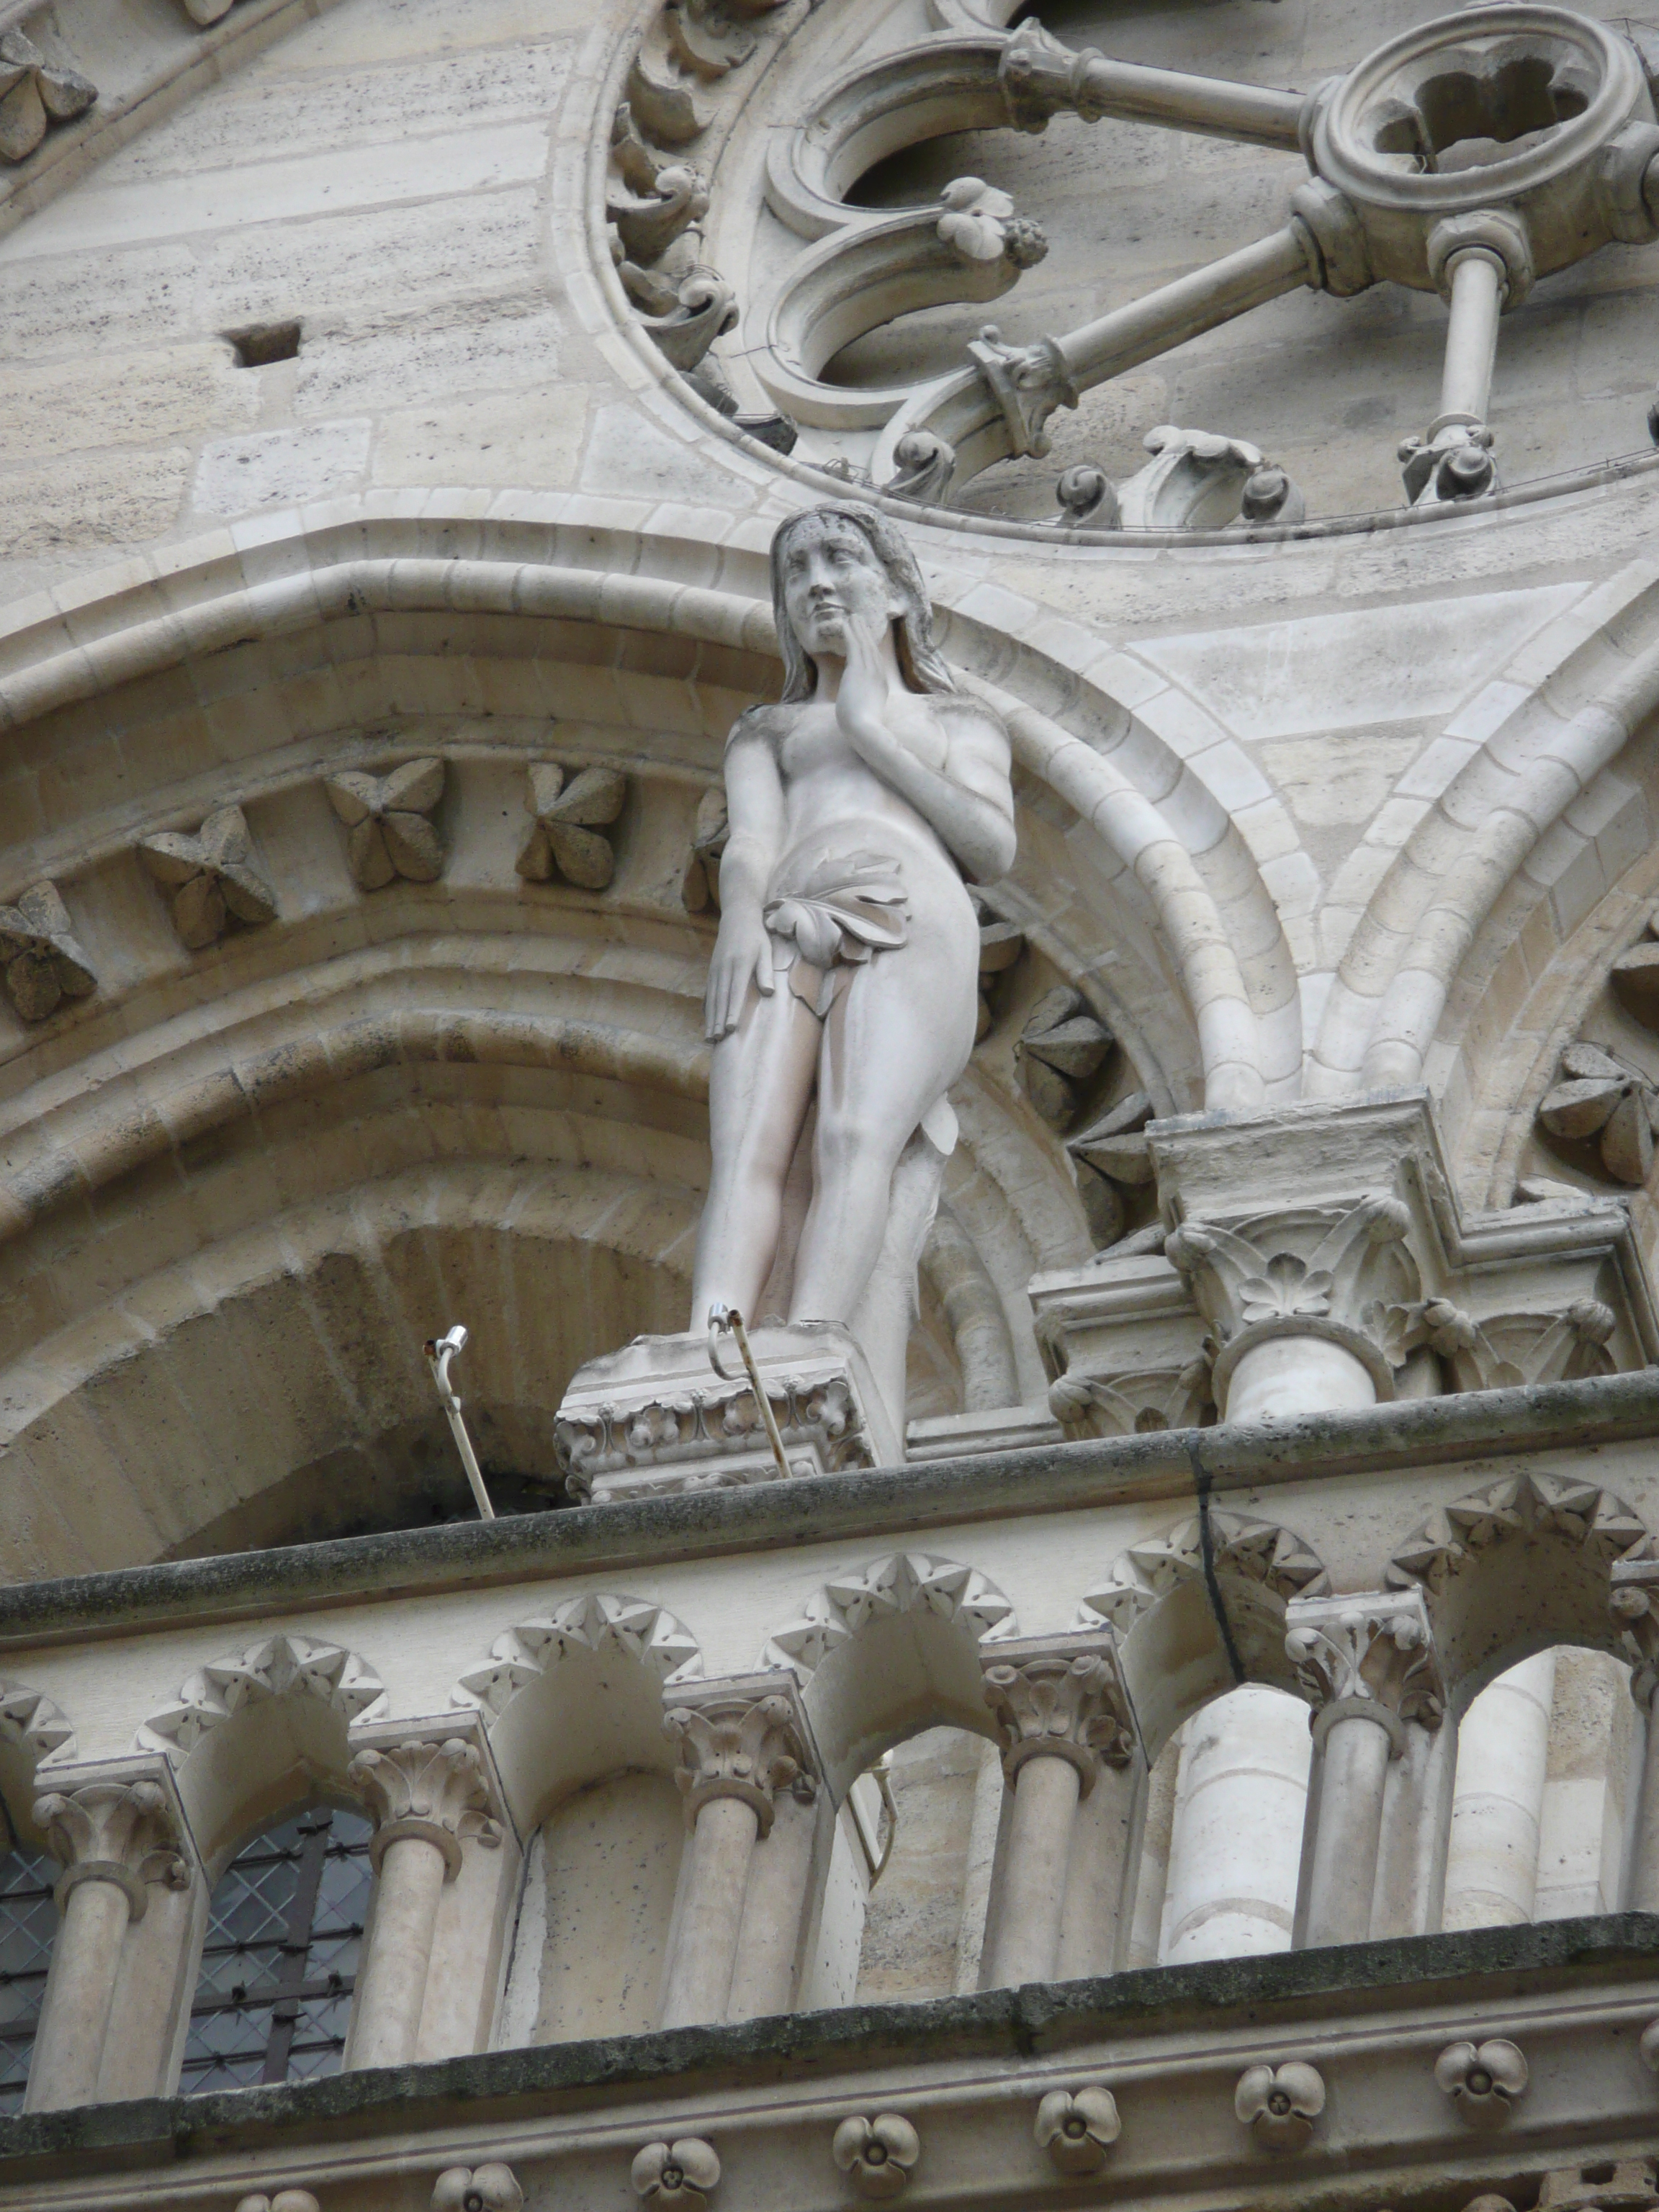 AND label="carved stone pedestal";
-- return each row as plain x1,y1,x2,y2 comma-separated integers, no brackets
554,1322,899,1503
